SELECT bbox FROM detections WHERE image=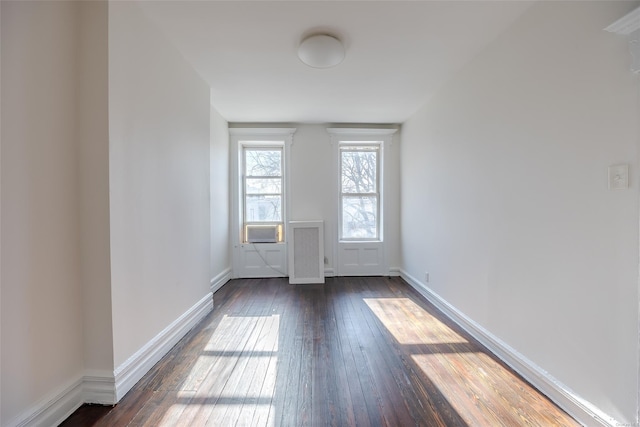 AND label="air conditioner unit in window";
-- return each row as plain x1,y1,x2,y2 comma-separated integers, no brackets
245,224,280,243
